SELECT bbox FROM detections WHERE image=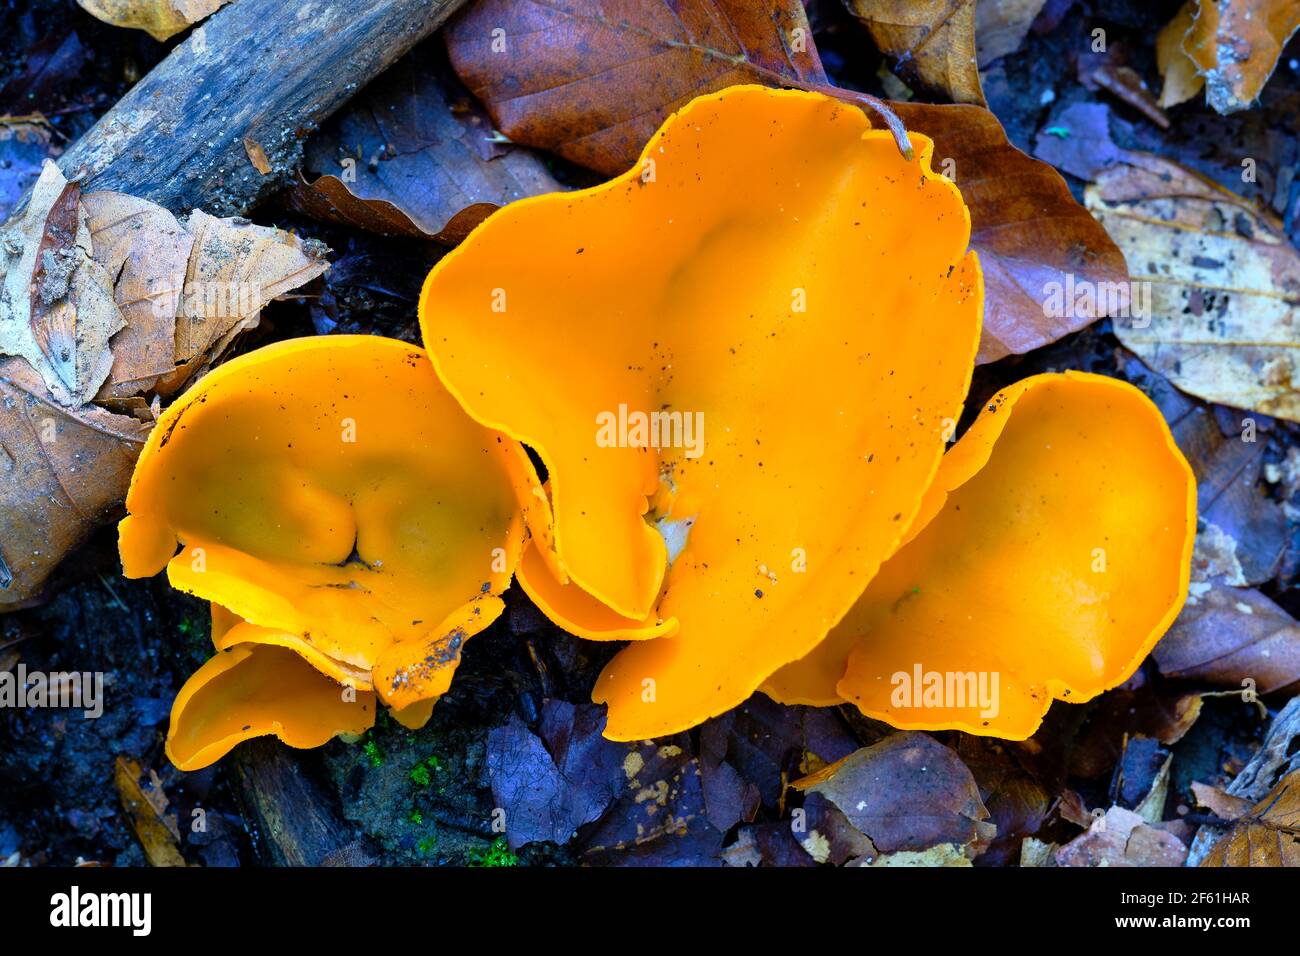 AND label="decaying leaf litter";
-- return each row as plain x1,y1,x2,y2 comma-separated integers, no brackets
0,0,1299,868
